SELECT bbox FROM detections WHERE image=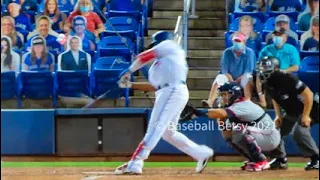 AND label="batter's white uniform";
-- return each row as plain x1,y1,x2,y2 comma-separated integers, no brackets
126,40,213,172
